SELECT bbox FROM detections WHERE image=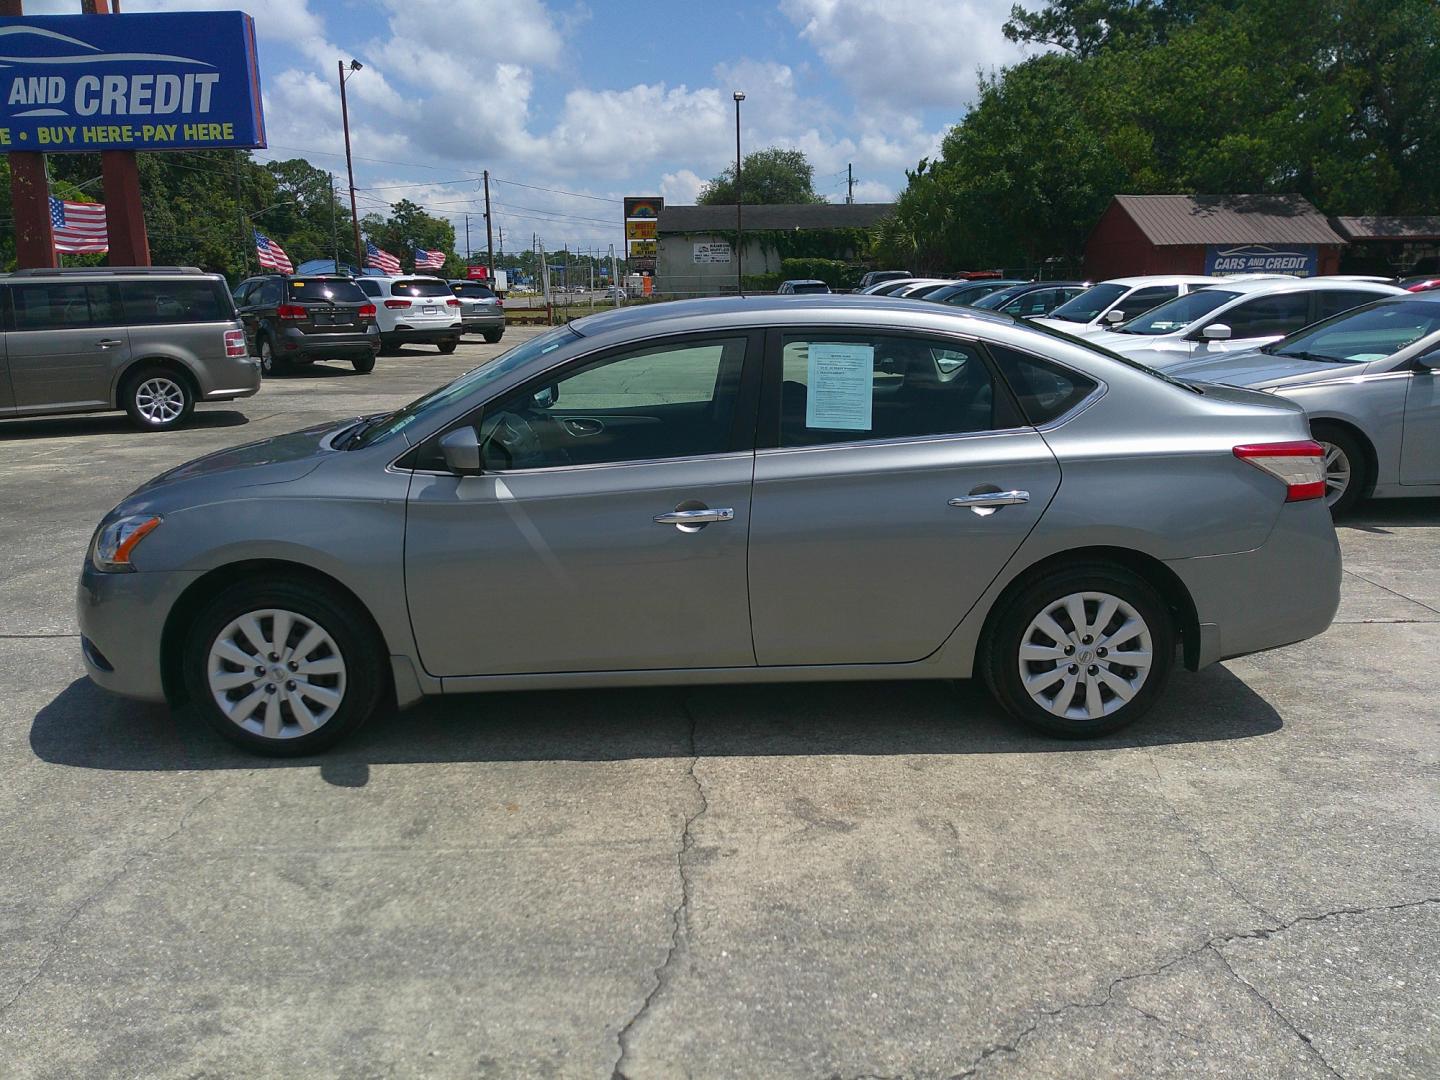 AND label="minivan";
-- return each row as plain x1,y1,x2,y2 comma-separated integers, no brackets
0,266,259,431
